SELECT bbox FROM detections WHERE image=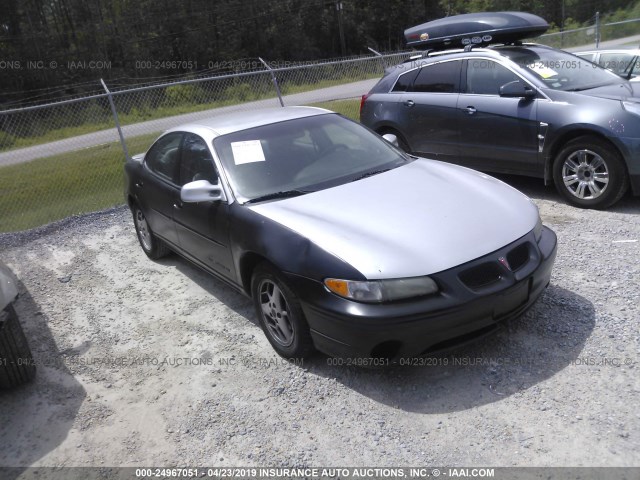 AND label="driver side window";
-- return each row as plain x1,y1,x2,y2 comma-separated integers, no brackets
179,133,218,186
465,60,521,95
145,132,183,184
